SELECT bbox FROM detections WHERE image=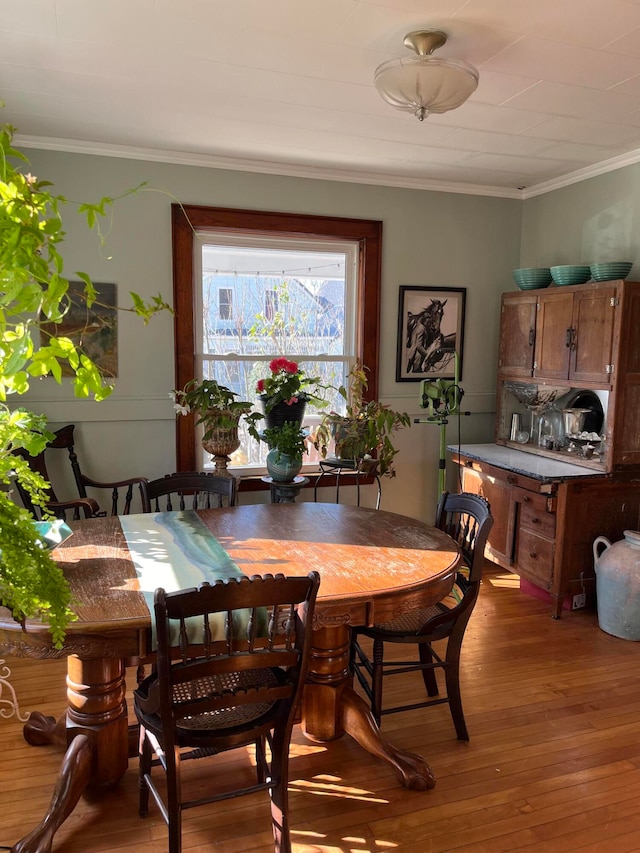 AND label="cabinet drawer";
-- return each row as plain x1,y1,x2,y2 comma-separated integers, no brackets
518,498,556,538
516,528,554,589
